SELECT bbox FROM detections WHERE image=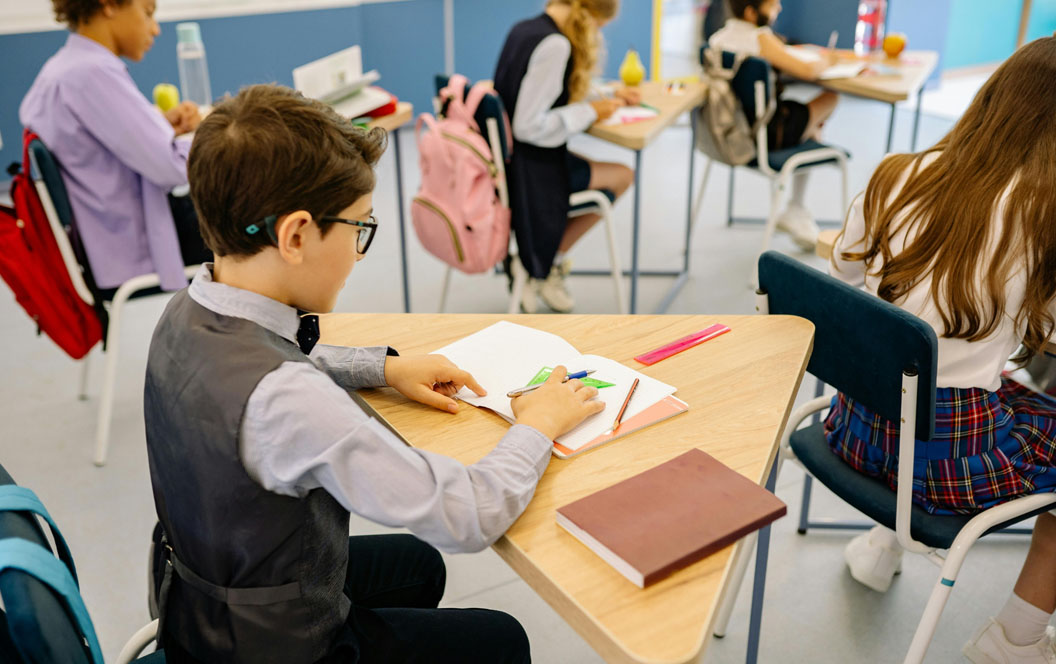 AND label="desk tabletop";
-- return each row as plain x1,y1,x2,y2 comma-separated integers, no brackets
821,50,939,104
587,80,707,152
366,101,414,133
320,313,813,663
